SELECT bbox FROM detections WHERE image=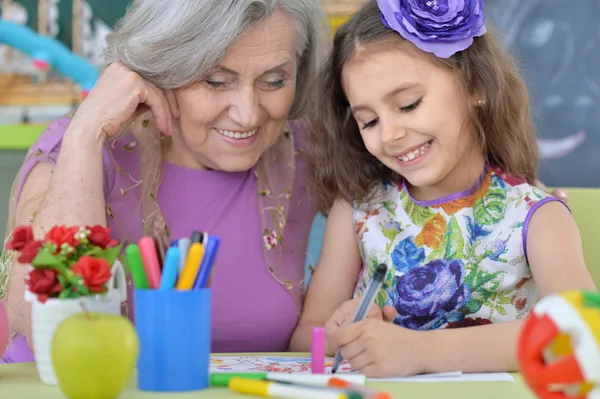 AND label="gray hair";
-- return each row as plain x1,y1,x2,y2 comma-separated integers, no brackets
104,0,330,119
